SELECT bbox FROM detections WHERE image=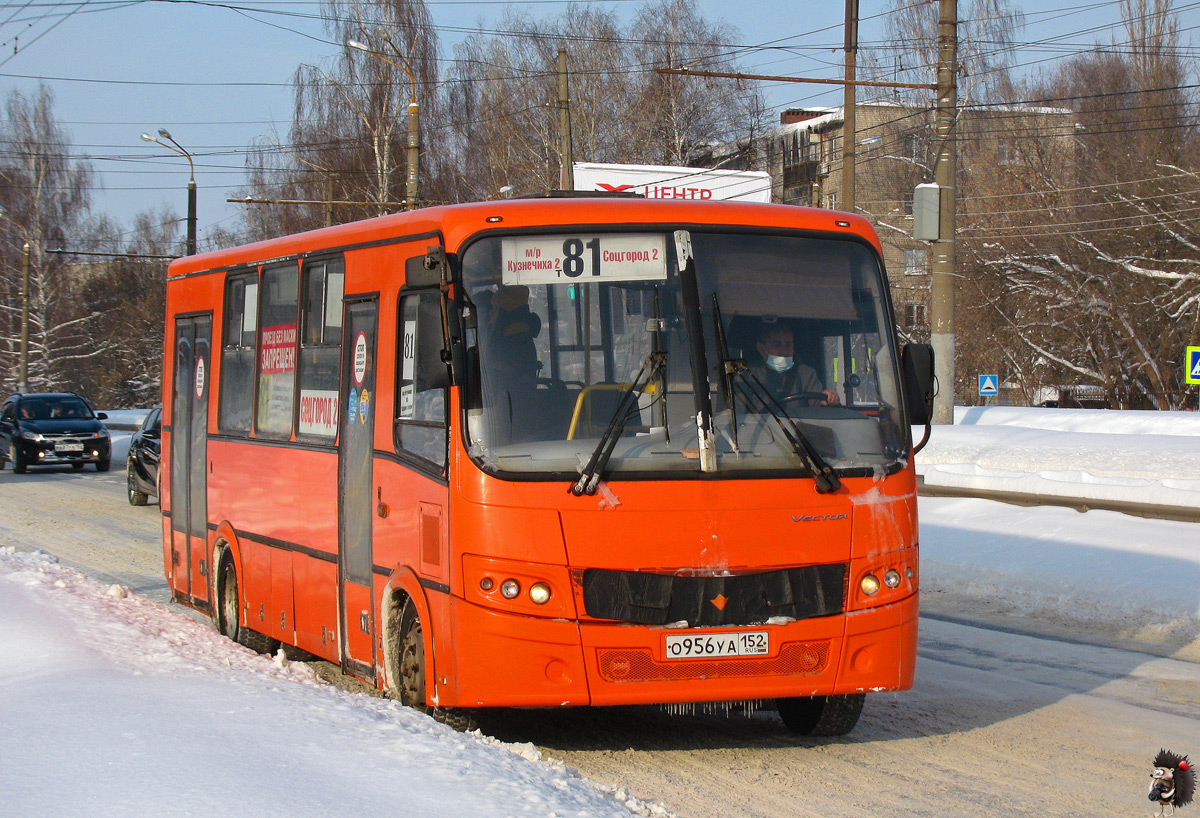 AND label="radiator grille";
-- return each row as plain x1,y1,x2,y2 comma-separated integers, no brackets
582,564,846,626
